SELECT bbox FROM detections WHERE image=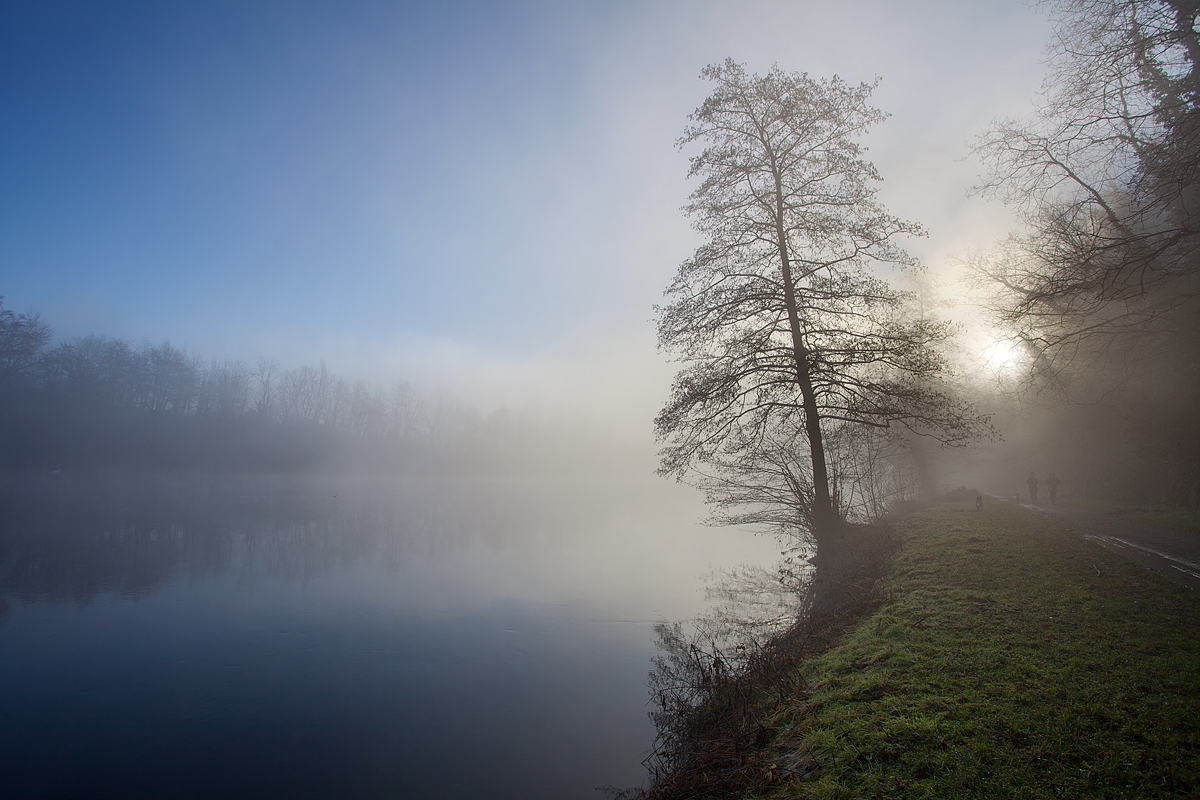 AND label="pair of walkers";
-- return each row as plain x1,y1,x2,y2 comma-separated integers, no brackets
1026,472,1061,505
